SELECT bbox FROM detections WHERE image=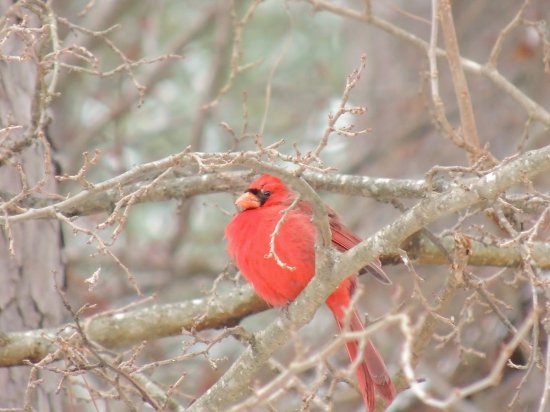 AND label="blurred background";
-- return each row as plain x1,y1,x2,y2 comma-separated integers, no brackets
5,0,550,410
